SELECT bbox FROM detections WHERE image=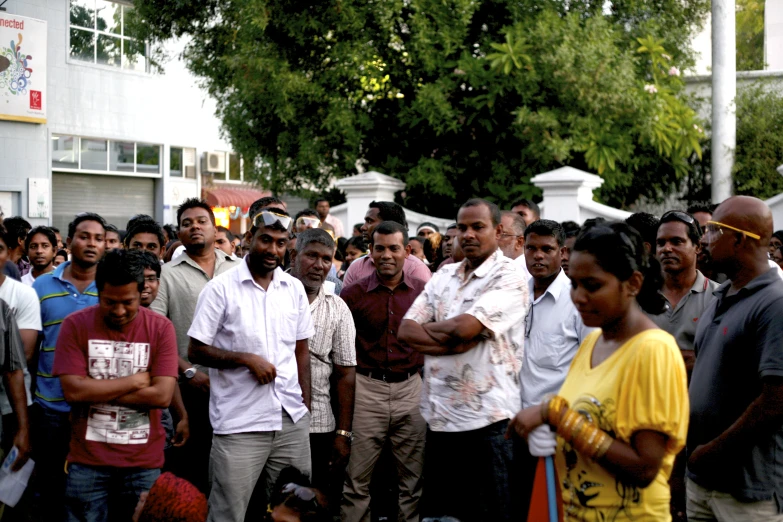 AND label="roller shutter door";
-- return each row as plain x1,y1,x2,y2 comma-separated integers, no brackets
52,173,155,232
